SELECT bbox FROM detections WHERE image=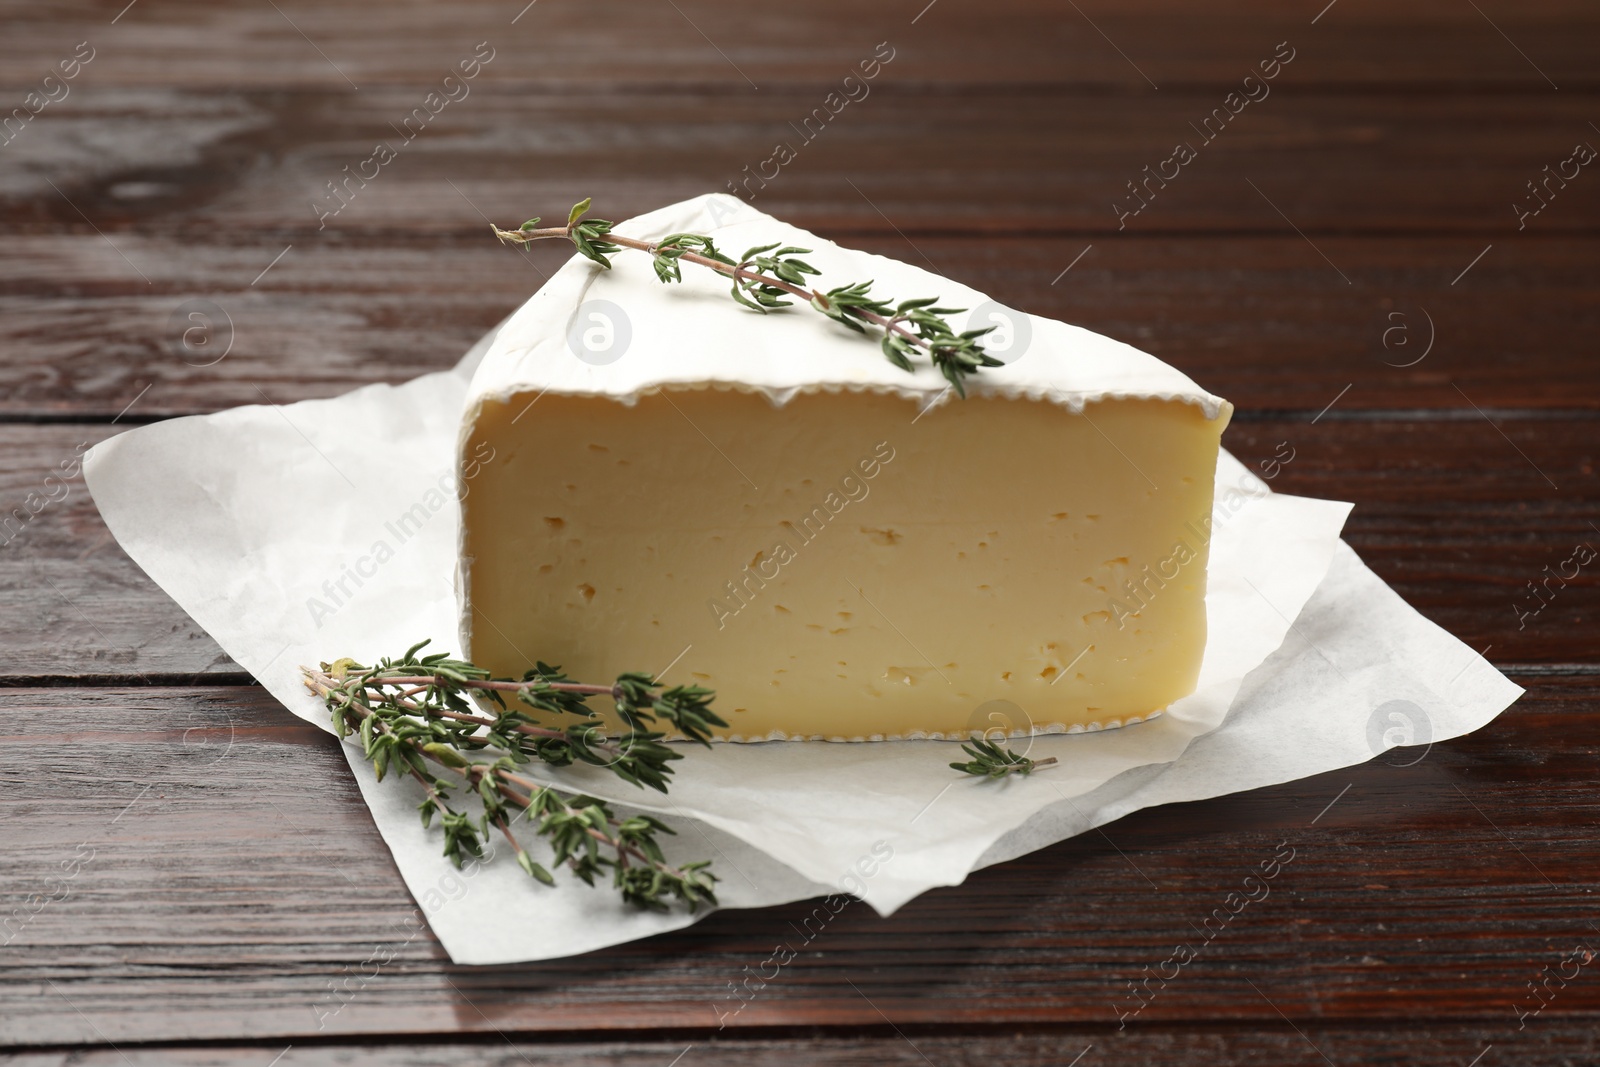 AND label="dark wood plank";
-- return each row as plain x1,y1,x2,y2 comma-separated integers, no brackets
2,416,1593,681
2,234,1597,419
1,1024,1599,1066
1,679,1595,1047
1226,415,1600,668
0,425,231,682
8,83,1599,417
4,0,1597,1058
6,88,1600,240
3,0,1597,91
